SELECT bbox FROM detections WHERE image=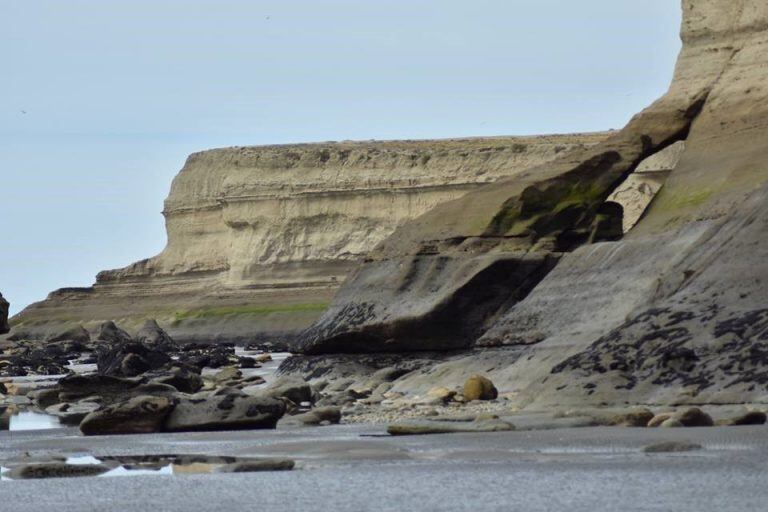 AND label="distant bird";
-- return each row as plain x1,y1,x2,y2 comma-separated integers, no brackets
20,110,26,114
265,15,270,20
